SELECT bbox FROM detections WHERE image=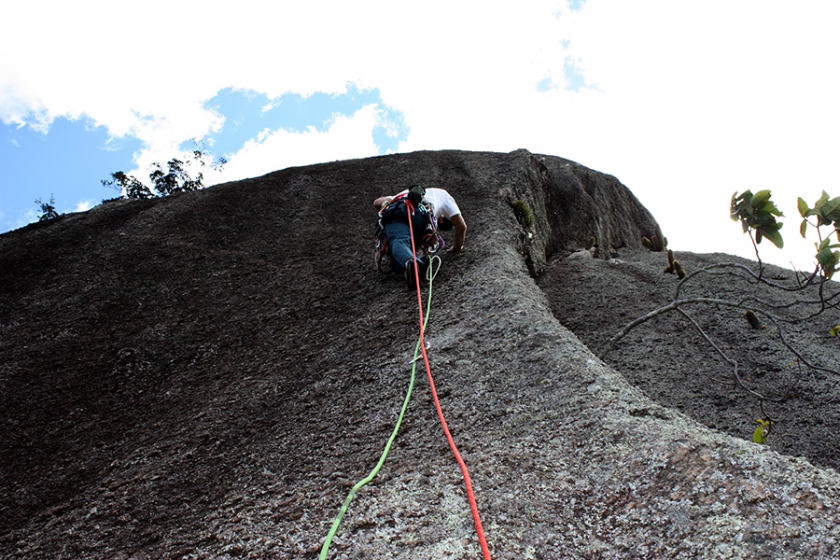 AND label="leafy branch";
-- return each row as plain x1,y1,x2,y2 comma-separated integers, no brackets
605,189,840,438
34,195,60,222
103,149,226,199
798,191,840,279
